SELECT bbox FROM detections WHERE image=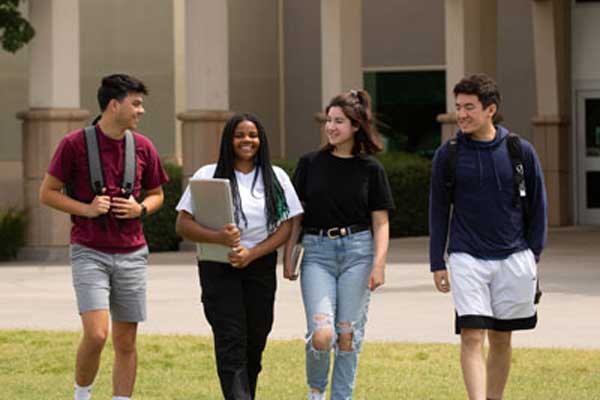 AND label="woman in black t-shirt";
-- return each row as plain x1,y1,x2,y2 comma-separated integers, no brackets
283,90,395,400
